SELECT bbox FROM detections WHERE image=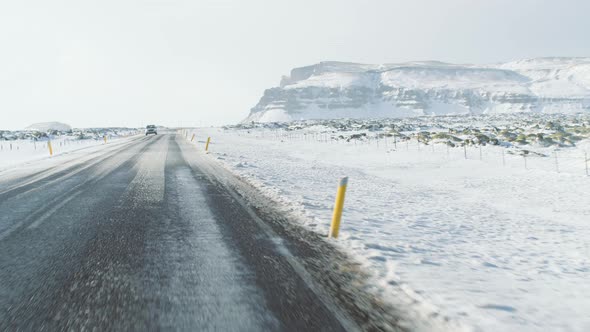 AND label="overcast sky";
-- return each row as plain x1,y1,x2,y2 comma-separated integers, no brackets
1,0,589,130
